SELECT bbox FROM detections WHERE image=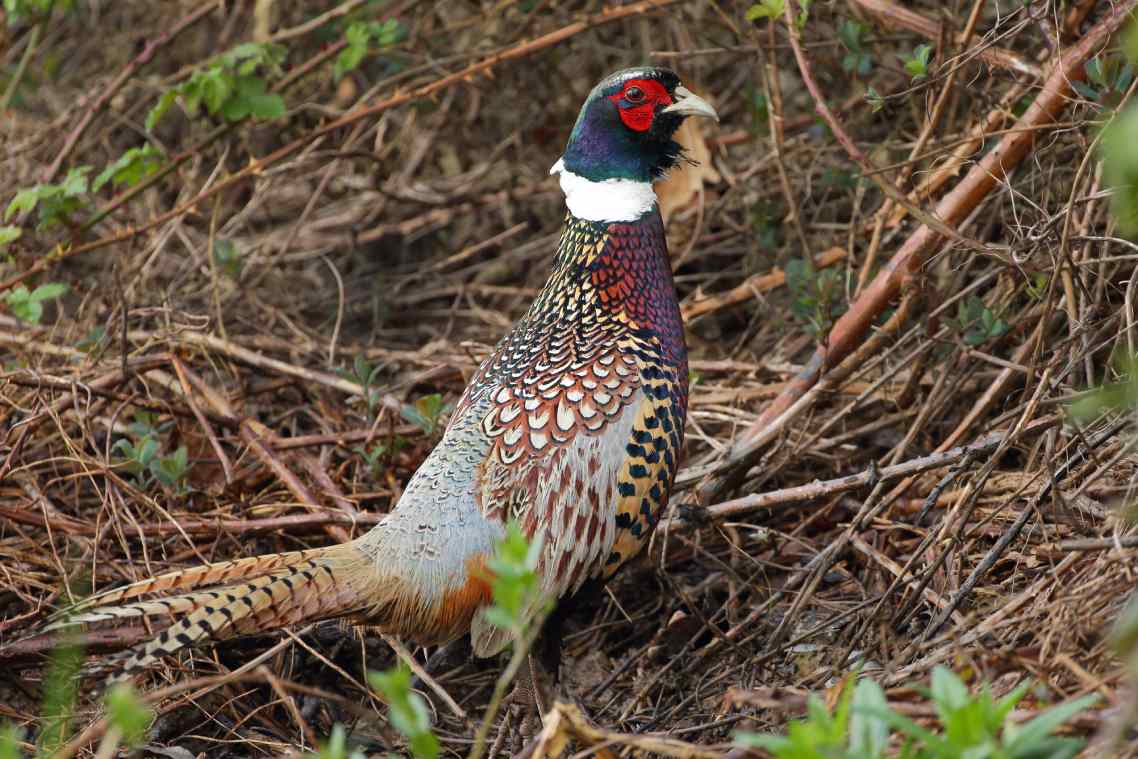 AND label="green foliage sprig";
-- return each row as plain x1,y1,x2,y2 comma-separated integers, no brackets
786,256,845,337
838,20,873,77
334,19,406,80
902,43,933,80
5,166,90,229
736,668,1096,759
5,281,66,324
368,665,440,759
146,42,286,130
